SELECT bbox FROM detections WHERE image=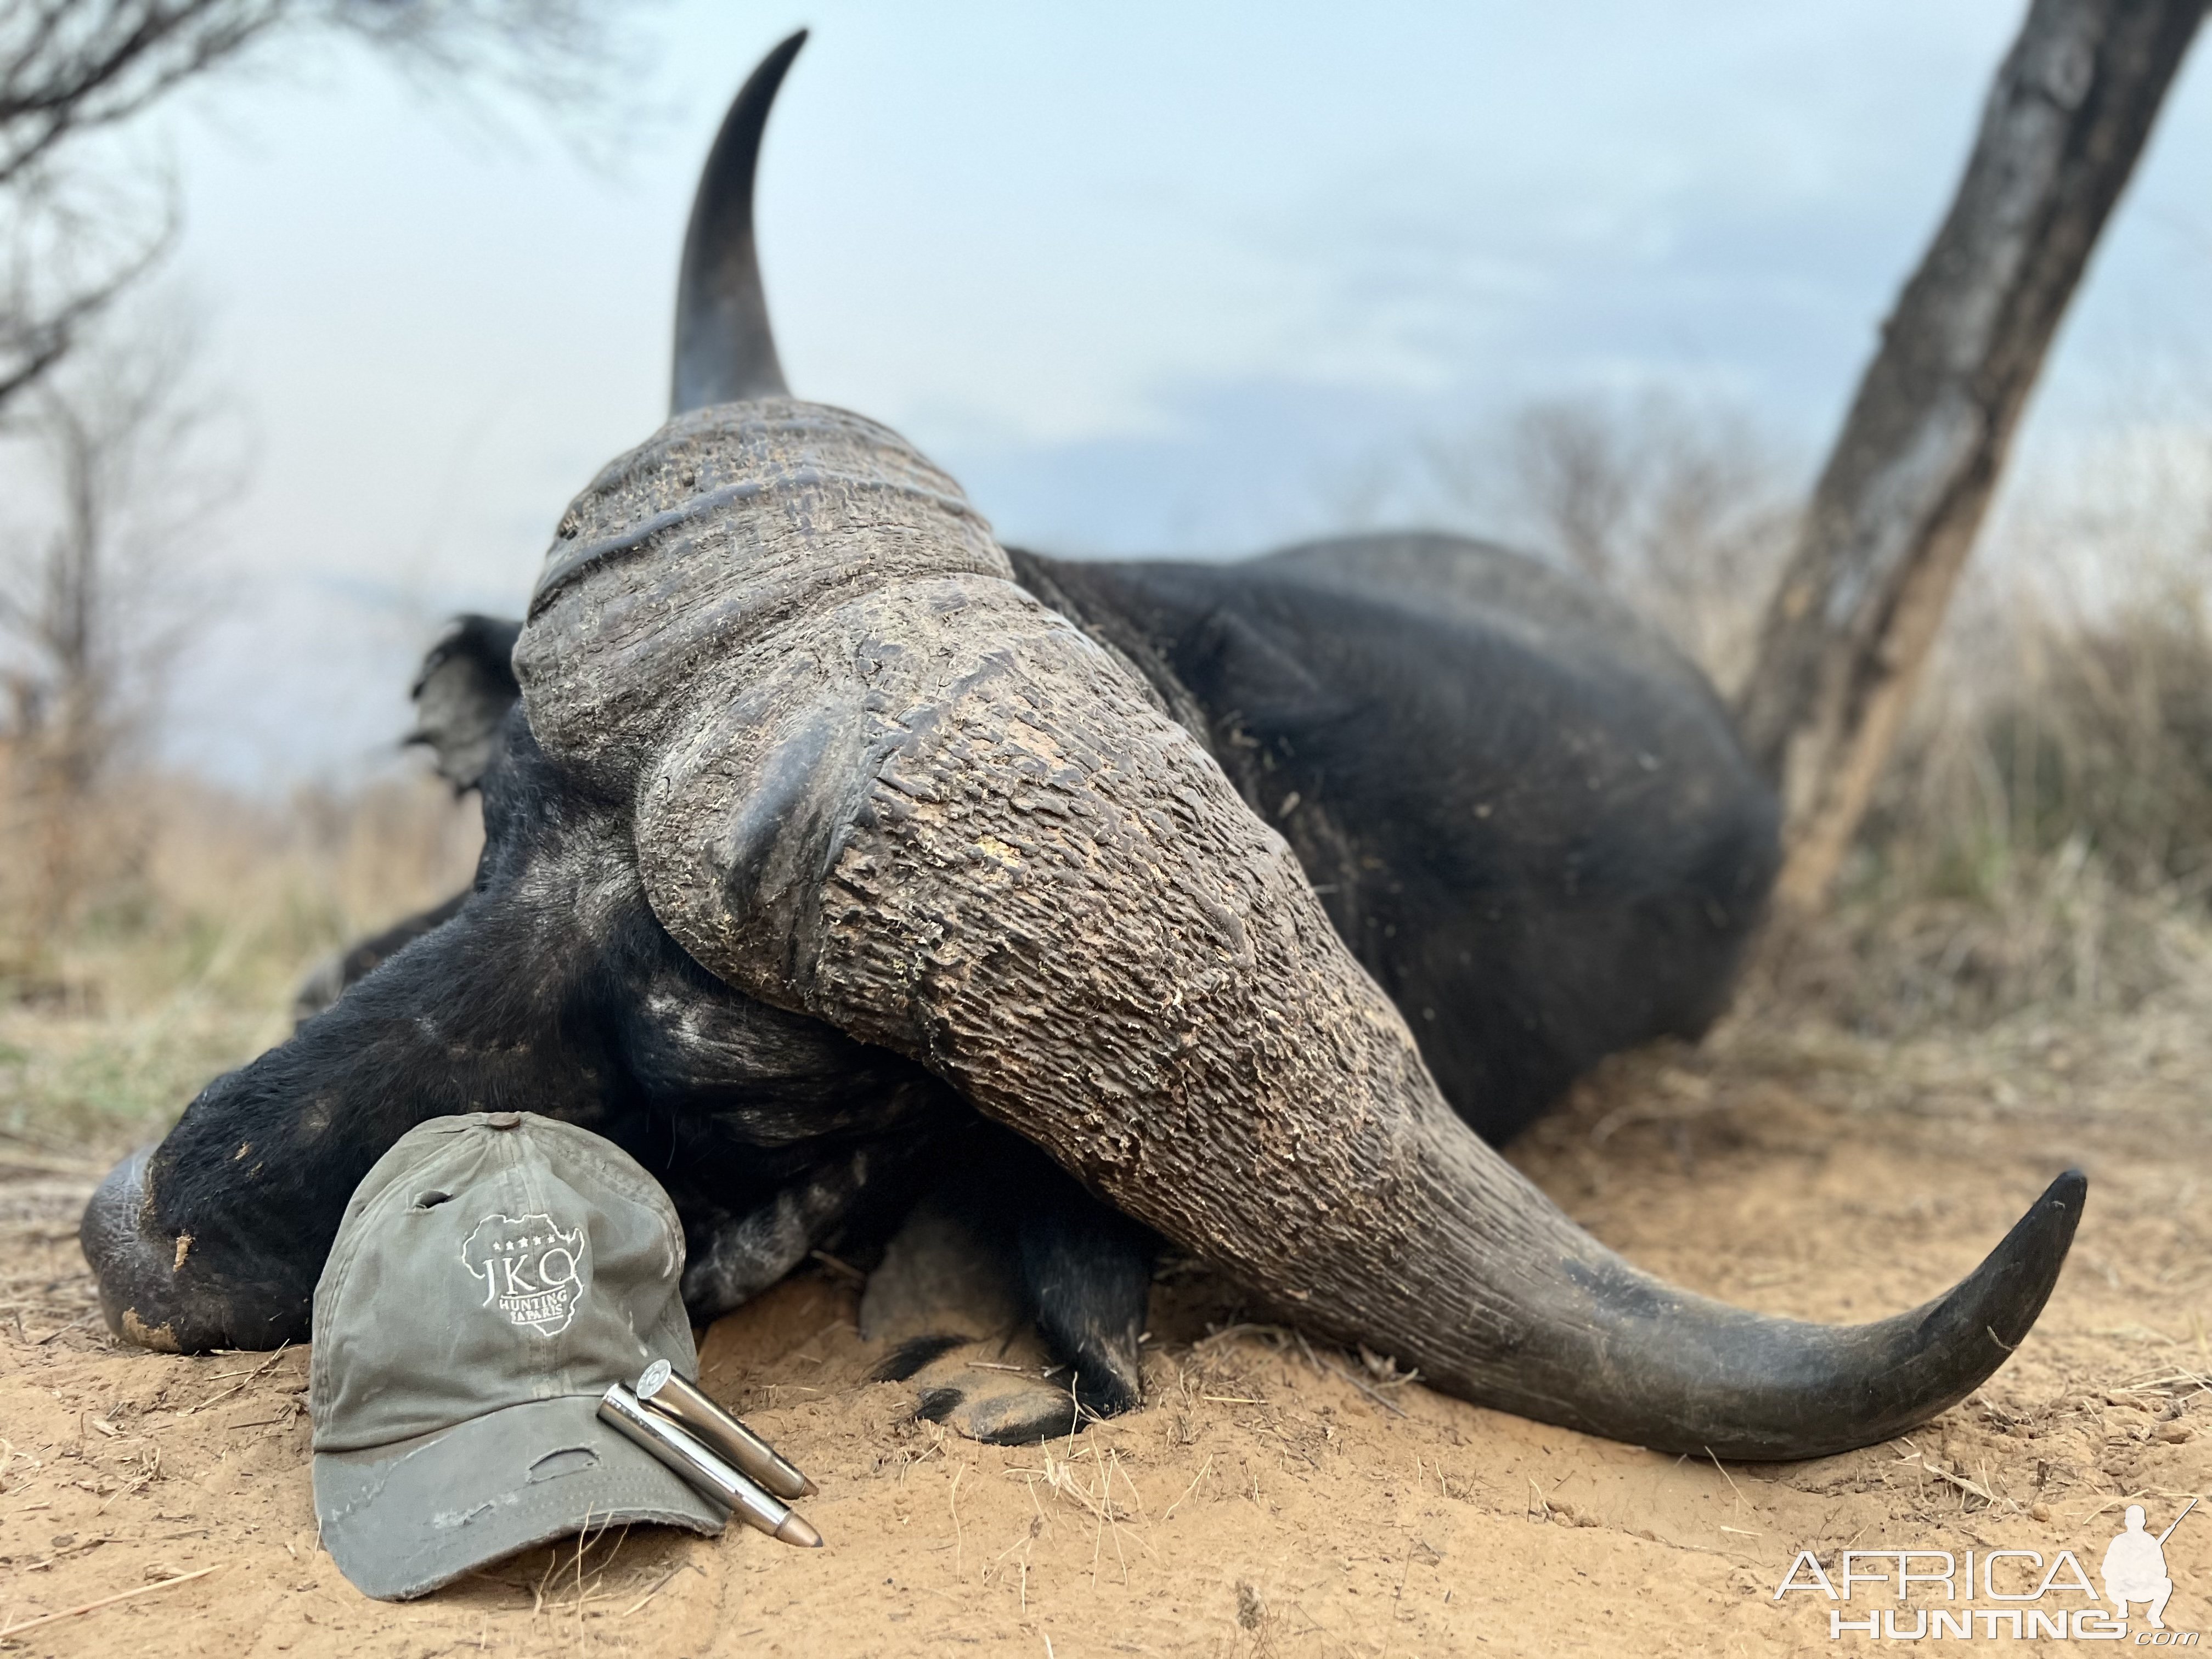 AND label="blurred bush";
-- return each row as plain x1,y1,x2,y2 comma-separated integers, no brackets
0,761,478,1146
1412,391,2212,1035
1809,549,2212,1032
